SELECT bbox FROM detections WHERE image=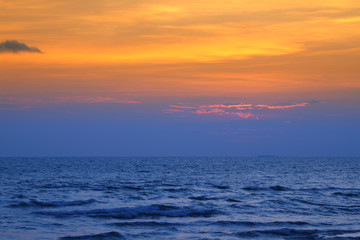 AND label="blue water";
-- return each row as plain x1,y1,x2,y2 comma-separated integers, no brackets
0,157,359,240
